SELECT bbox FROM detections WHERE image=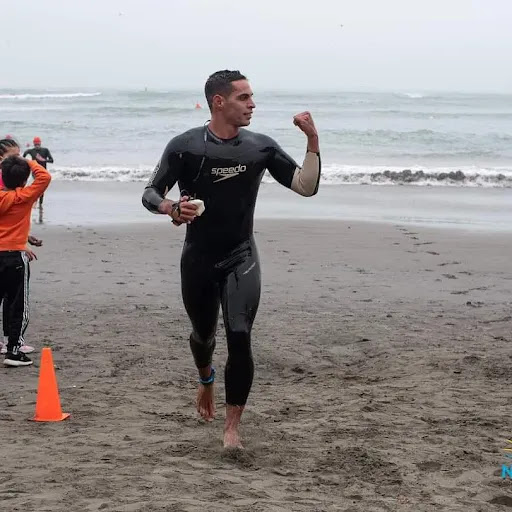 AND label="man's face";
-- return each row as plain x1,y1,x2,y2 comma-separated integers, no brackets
34,143,41,149
218,80,255,127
